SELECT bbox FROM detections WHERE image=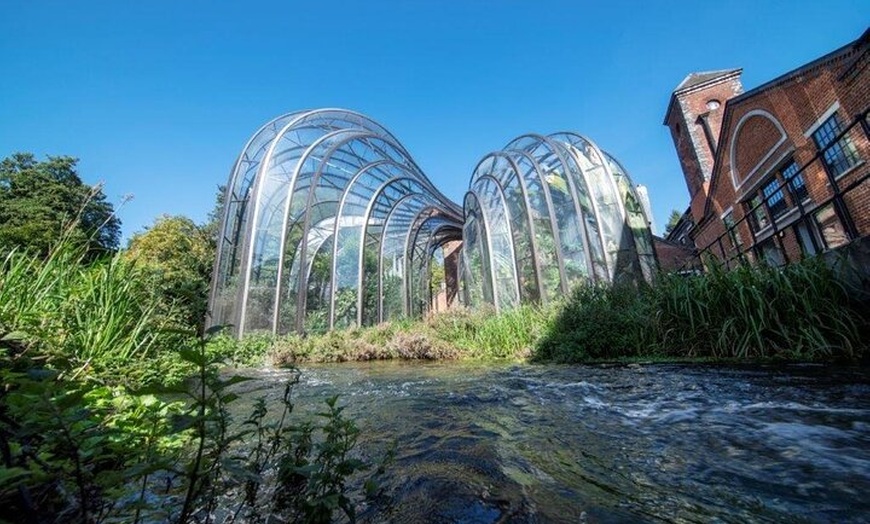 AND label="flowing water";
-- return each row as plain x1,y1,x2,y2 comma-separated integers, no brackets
234,362,870,523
